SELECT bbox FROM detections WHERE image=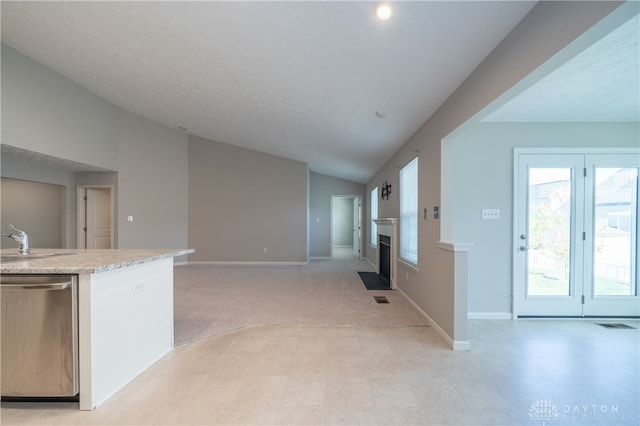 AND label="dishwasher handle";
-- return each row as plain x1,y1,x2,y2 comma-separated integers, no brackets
0,282,72,290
